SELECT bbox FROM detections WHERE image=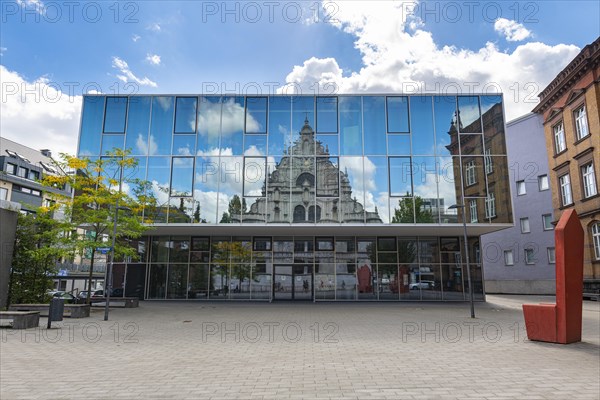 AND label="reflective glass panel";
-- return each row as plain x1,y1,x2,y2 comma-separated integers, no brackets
125,97,151,155
442,264,464,300
387,96,409,133
356,238,376,300
433,96,458,157
251,262,271,300
419,264,442,300
245,97,267,133
339,157,364,223
188,264,210,299
268,96,291,155
79,96,104,156
174,97,197,134
412,156,439,223
291,96,315,151
339,96,362,155
170,157,194,196
149,97,174,156
292,157,315,222
363,96,386,155
410,96,435,155
167,264,187,299
457,96,482,133
316,156,339,197
172,135,196,156
220,97,244,155
230,264,251,299
316,134,338,156
197,96,222,154
266,156,291,223
460,133,484,155
316,97,338,133
194,155,219,223
146,156,171,223
150,236,170,263
387,134,411,155
389,157,412,197
365,156,388,223
243,157,267,197
101,134,124,154
378,264,399,300
481,95,507,155
244,135,267,155
104,97,128,133
218,157,244,223
148,264,167,299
